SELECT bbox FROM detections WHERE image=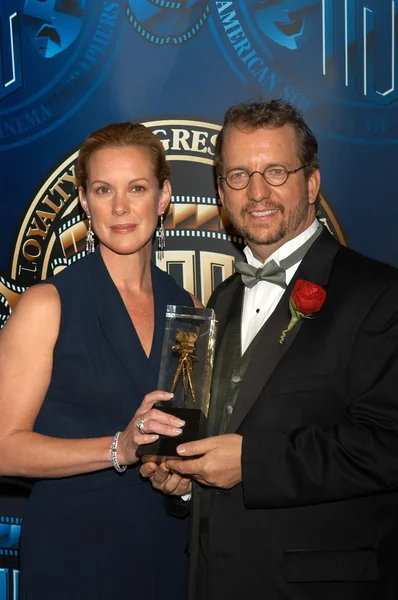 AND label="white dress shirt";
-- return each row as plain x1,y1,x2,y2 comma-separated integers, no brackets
180,220,320,501
240,220,321,355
